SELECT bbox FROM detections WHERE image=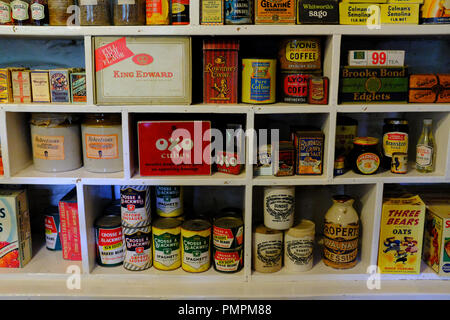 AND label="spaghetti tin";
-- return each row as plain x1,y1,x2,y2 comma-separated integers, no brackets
203,39,240,104
30,70,51,103
213,215,244,249
294,130,324,175
152,217,182,271
120,185,151,228
255,0,296,24
156,186,184,218
172,0,189,25
253,224,283,273
241,58,276,104
278,38,322,71
274,141,295,177
11,70,31,103
391,152,408,174
212,246,243,273
308,76,328,105
70,72,87,103
44,207,62,251
201,0,224,24
264,186,295,230
280,72,311,103
123,225,152,271
409,74,450,103
49,69,70,103
380,3,420,24
297,0,339,24
225,0,252,24
94,214,124,267
181,219,211,273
